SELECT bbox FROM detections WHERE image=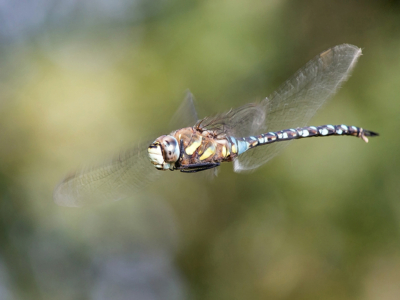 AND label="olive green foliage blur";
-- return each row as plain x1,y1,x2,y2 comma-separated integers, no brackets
0,0,399,299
